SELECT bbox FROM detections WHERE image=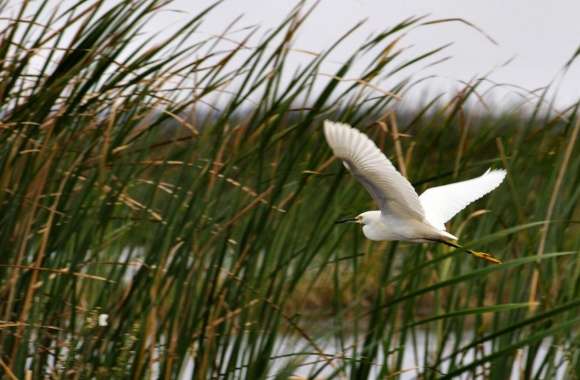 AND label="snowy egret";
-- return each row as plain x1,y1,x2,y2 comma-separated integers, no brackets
324,120,506,264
